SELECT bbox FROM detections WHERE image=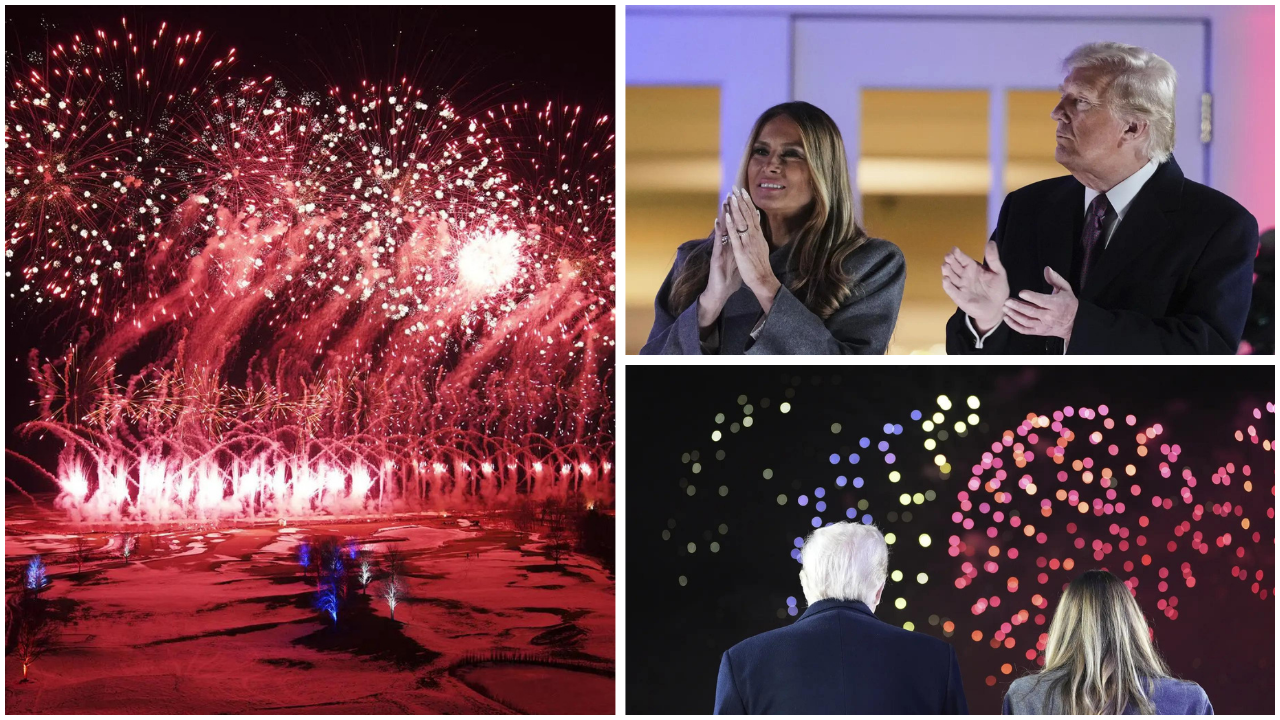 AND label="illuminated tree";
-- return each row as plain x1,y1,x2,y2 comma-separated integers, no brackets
25,556,48,594
8,599,57,682
379,576,407,621
118,533,136,564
